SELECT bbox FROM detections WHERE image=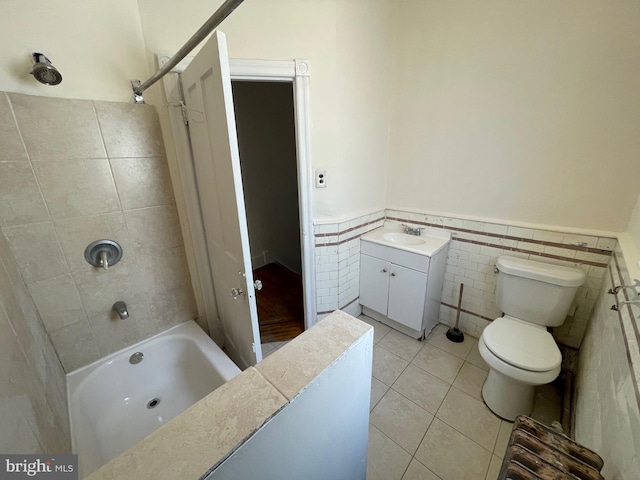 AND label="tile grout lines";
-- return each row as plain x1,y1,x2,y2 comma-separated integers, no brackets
369,325,498,479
